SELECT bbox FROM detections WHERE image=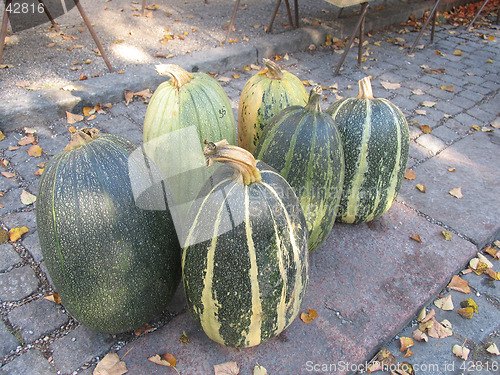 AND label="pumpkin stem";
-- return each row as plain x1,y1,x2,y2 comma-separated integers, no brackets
304,86,323,113
259,58,284,80
356,76,374,100
155,64,193,89
64,128,99,151
204,139,262,185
